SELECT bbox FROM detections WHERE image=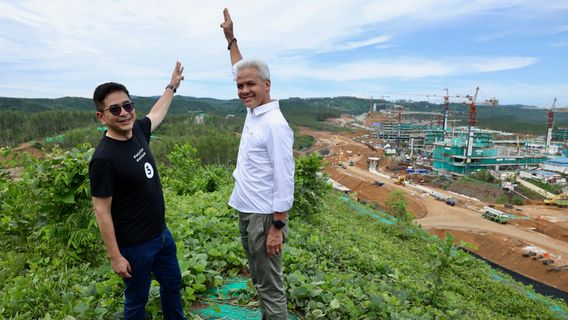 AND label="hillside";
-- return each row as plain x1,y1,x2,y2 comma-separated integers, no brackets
1,146,567,319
